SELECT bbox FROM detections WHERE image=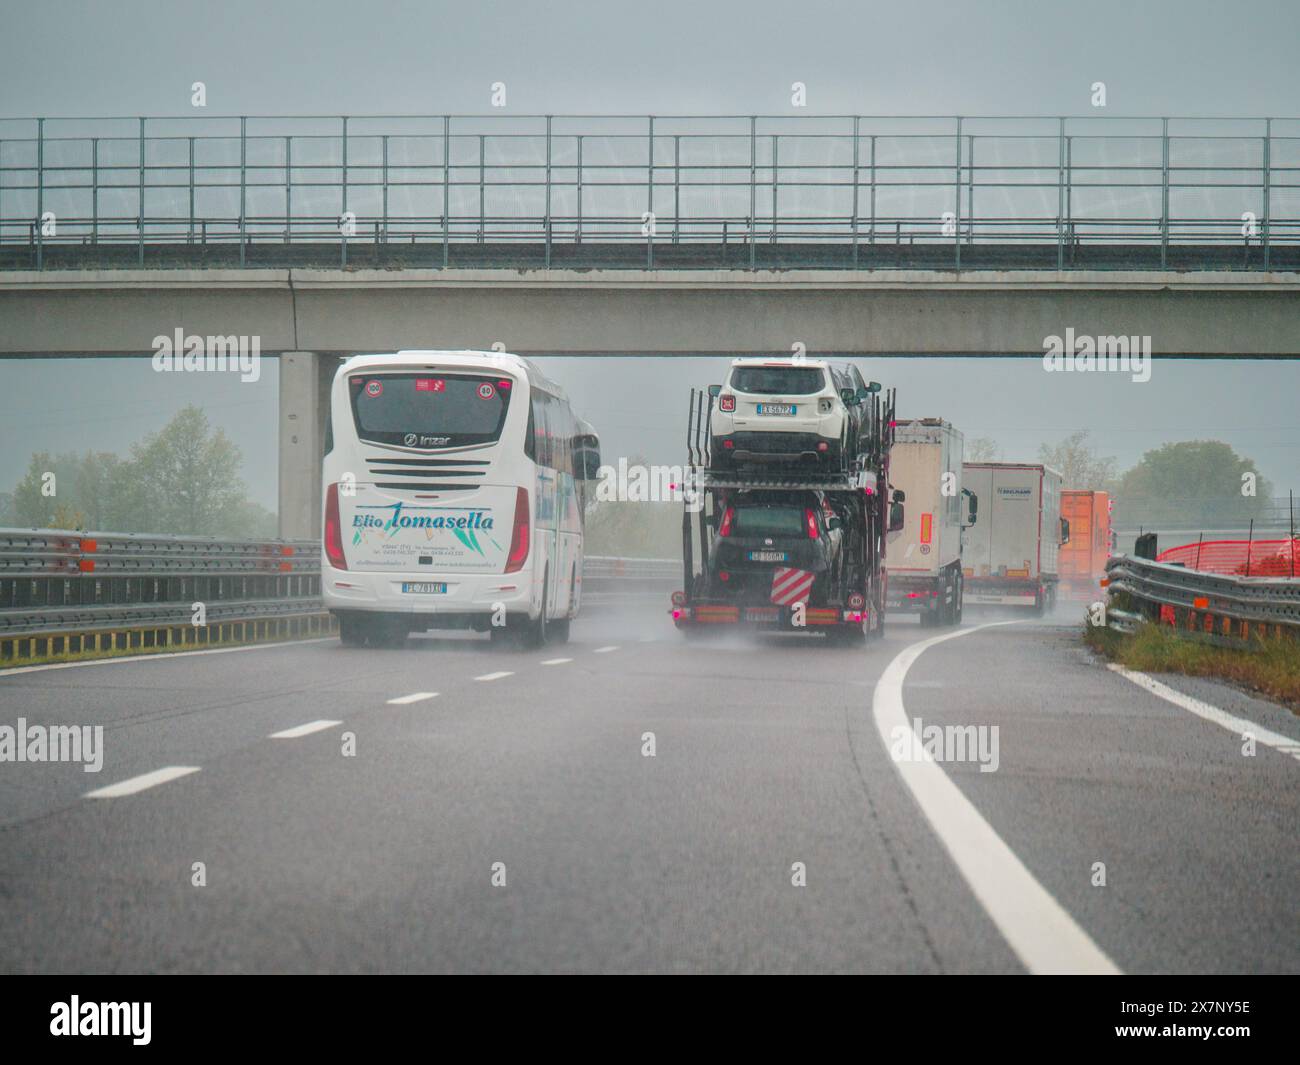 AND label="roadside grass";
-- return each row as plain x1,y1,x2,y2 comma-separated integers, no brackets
1084,620,1300,713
